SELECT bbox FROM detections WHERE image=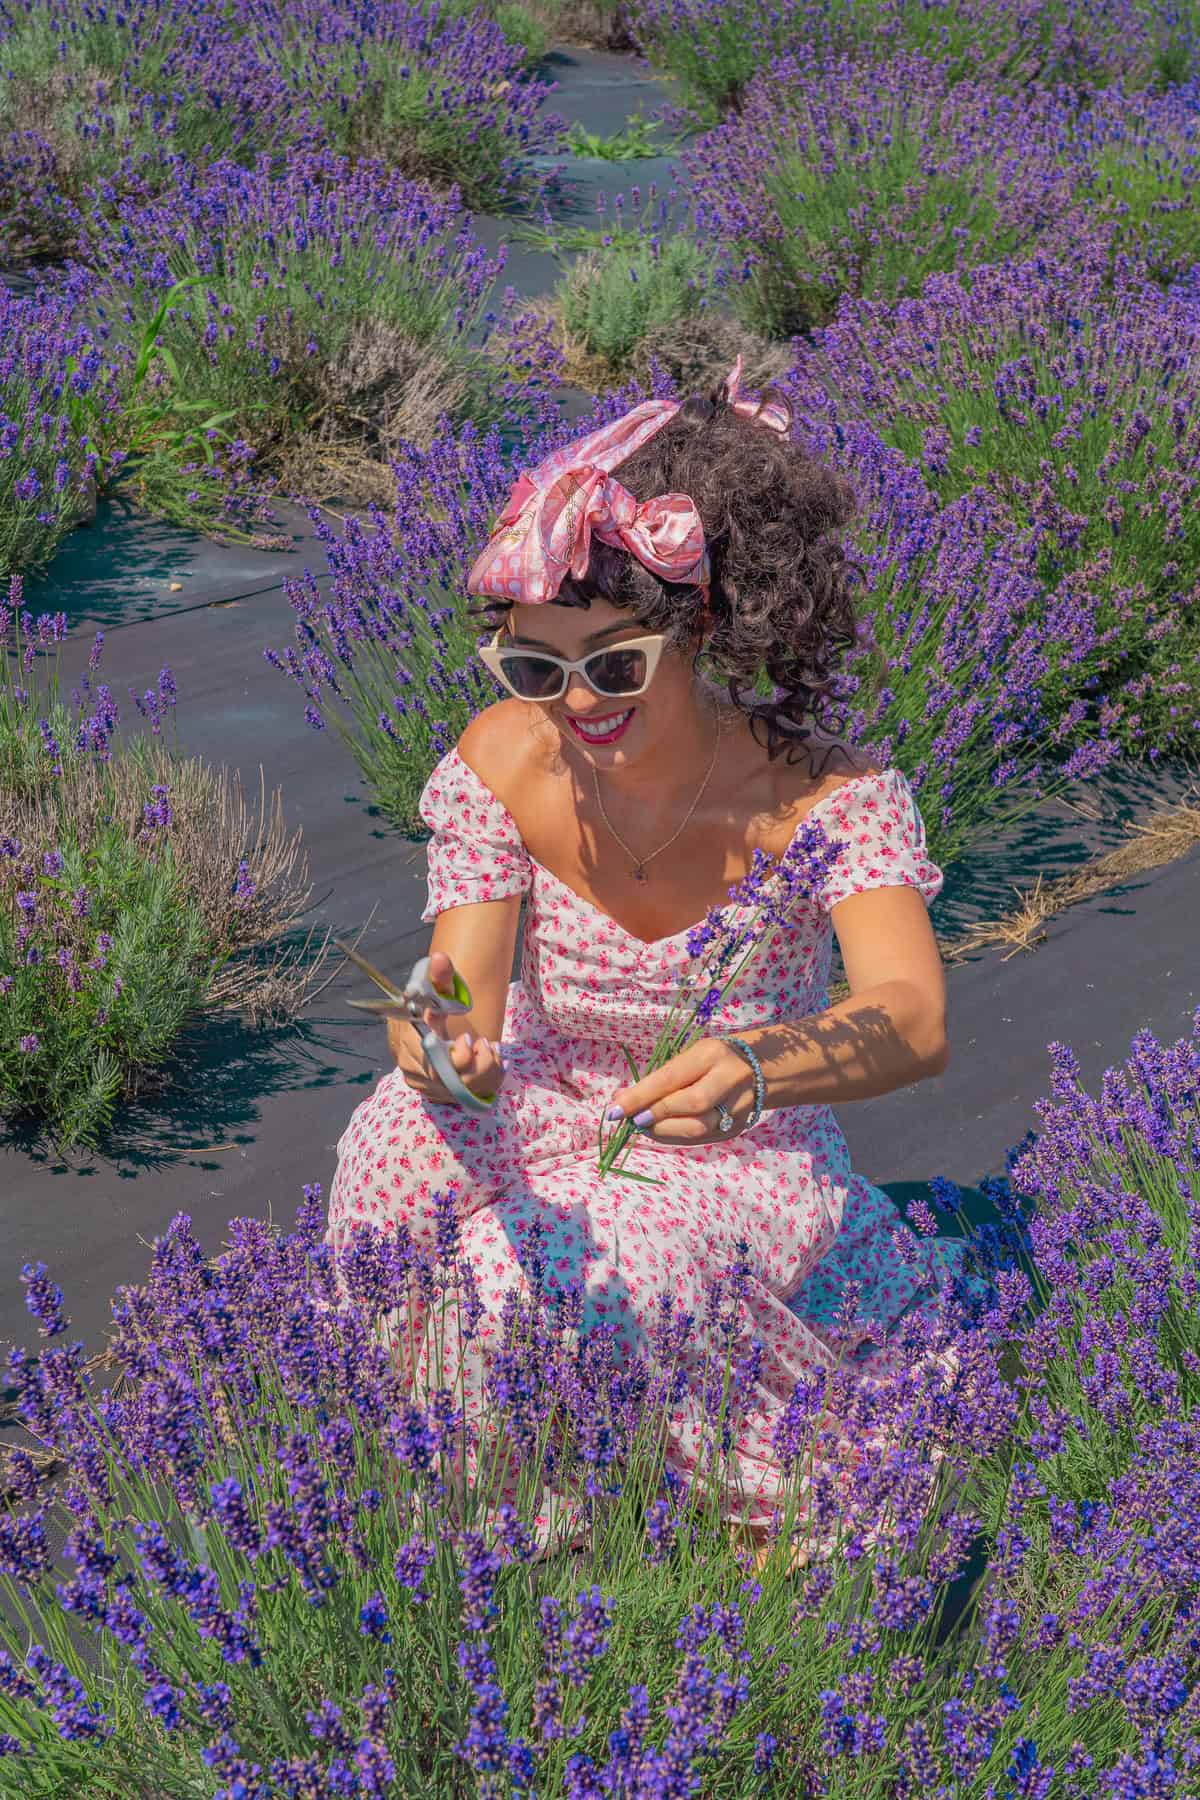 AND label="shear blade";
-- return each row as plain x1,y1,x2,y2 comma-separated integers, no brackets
334,936,405,999
345,996,414,1018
